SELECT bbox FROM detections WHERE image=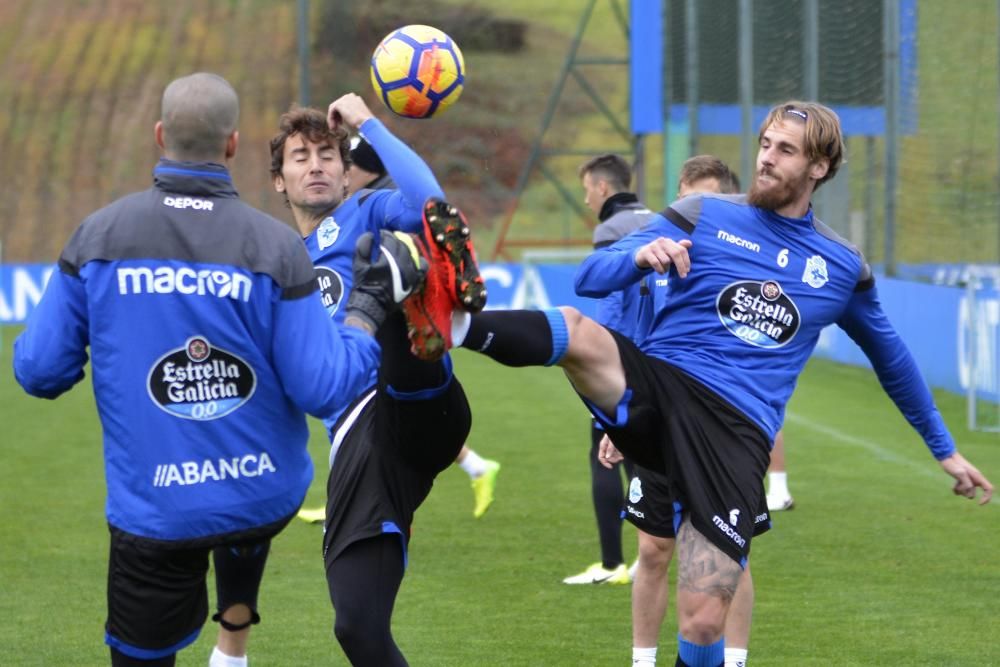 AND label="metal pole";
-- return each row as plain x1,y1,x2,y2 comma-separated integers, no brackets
804,0,819,100
663,0,675,204
865,136,876,261
883,0,899,276
297,0,311,106
685,0,698,156
739,0,753,187
635,134,646,203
